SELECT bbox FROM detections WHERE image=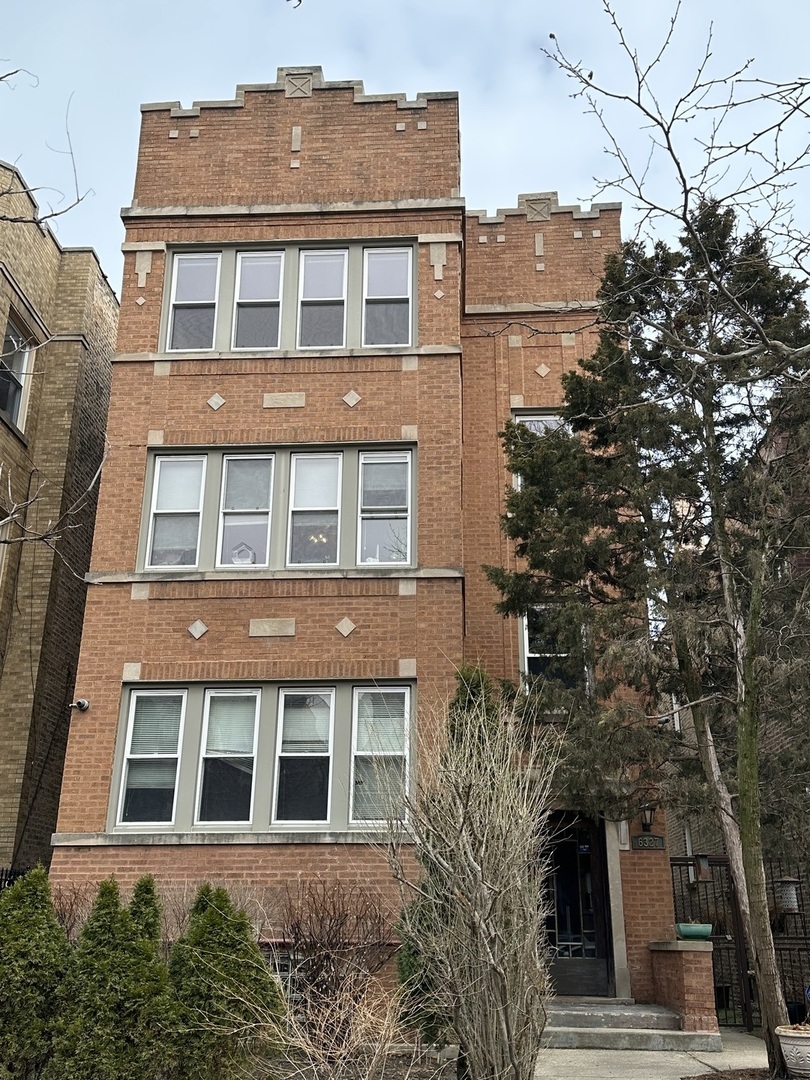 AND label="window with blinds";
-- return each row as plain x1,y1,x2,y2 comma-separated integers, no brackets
351,688,409,822
274,690,333,822
197,691,258,823
120,691,185,823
